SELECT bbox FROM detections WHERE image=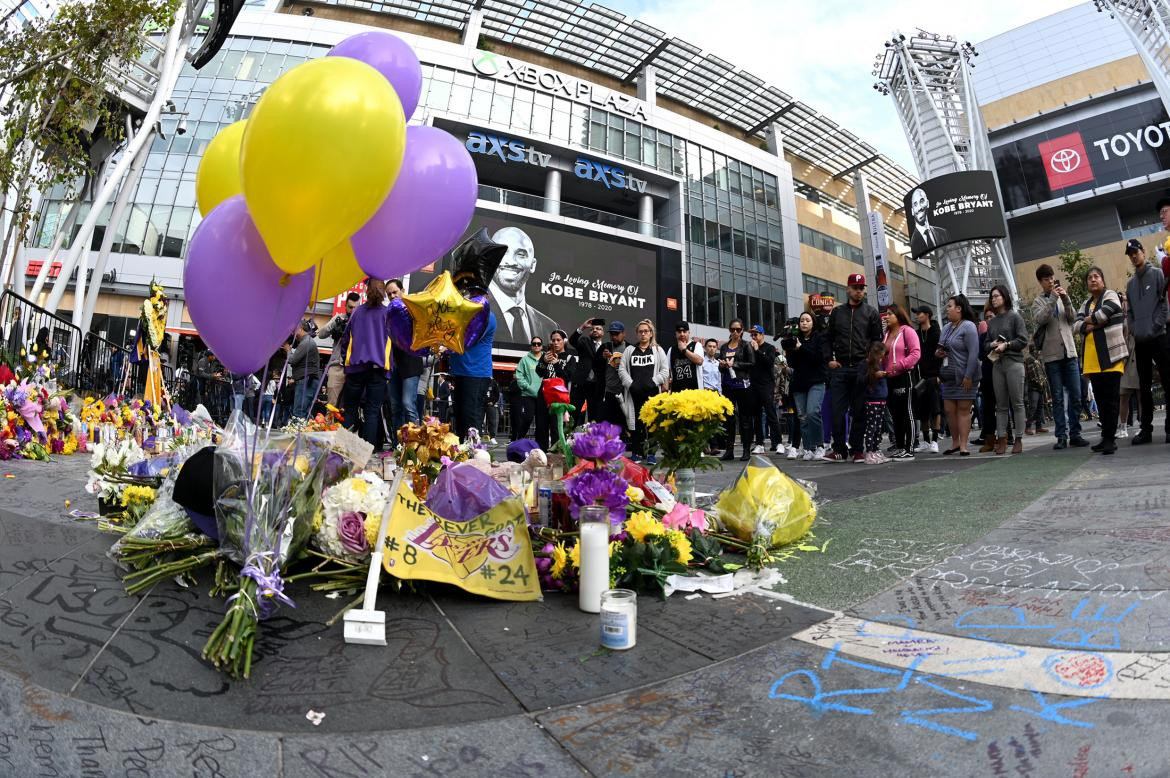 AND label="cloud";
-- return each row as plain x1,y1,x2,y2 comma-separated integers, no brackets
606,0,1083,172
